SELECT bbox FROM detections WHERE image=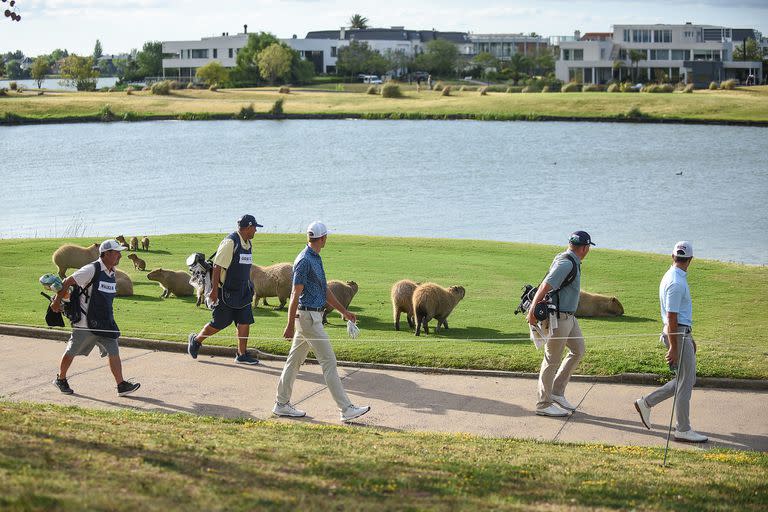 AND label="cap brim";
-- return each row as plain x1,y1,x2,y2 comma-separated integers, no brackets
255,223,263,228
114,246,127,251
